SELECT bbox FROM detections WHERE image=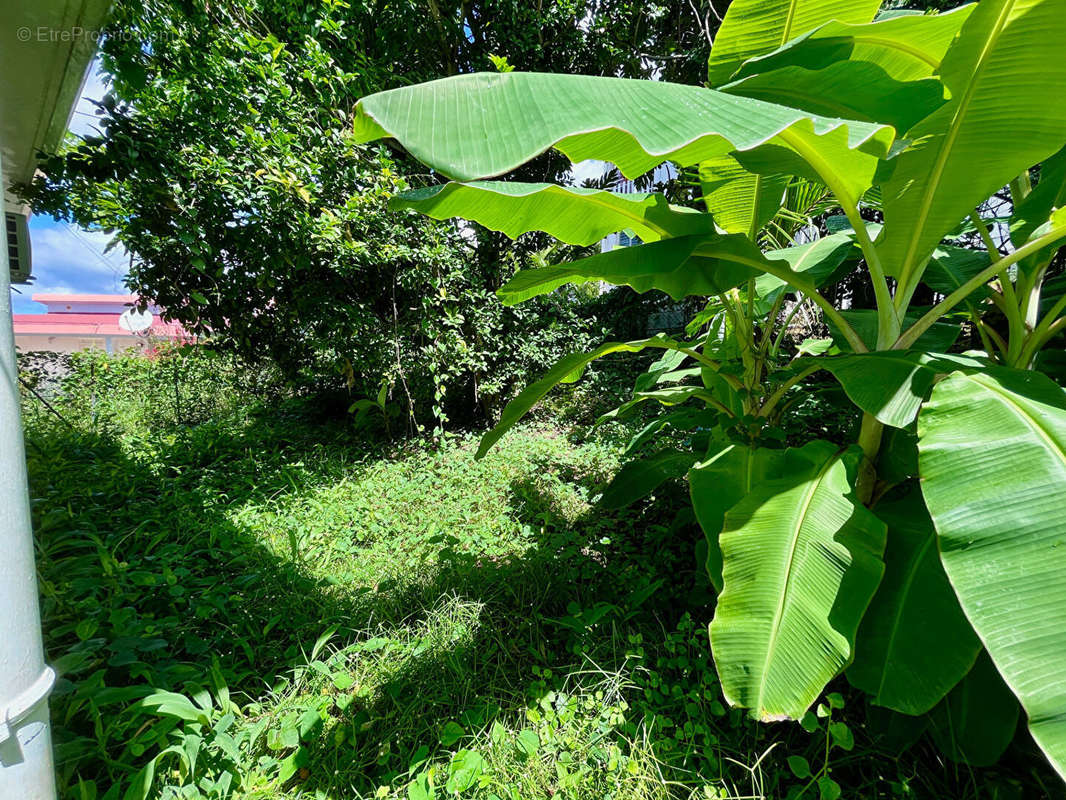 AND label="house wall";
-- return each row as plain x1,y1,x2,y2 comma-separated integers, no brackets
15,334,150,354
